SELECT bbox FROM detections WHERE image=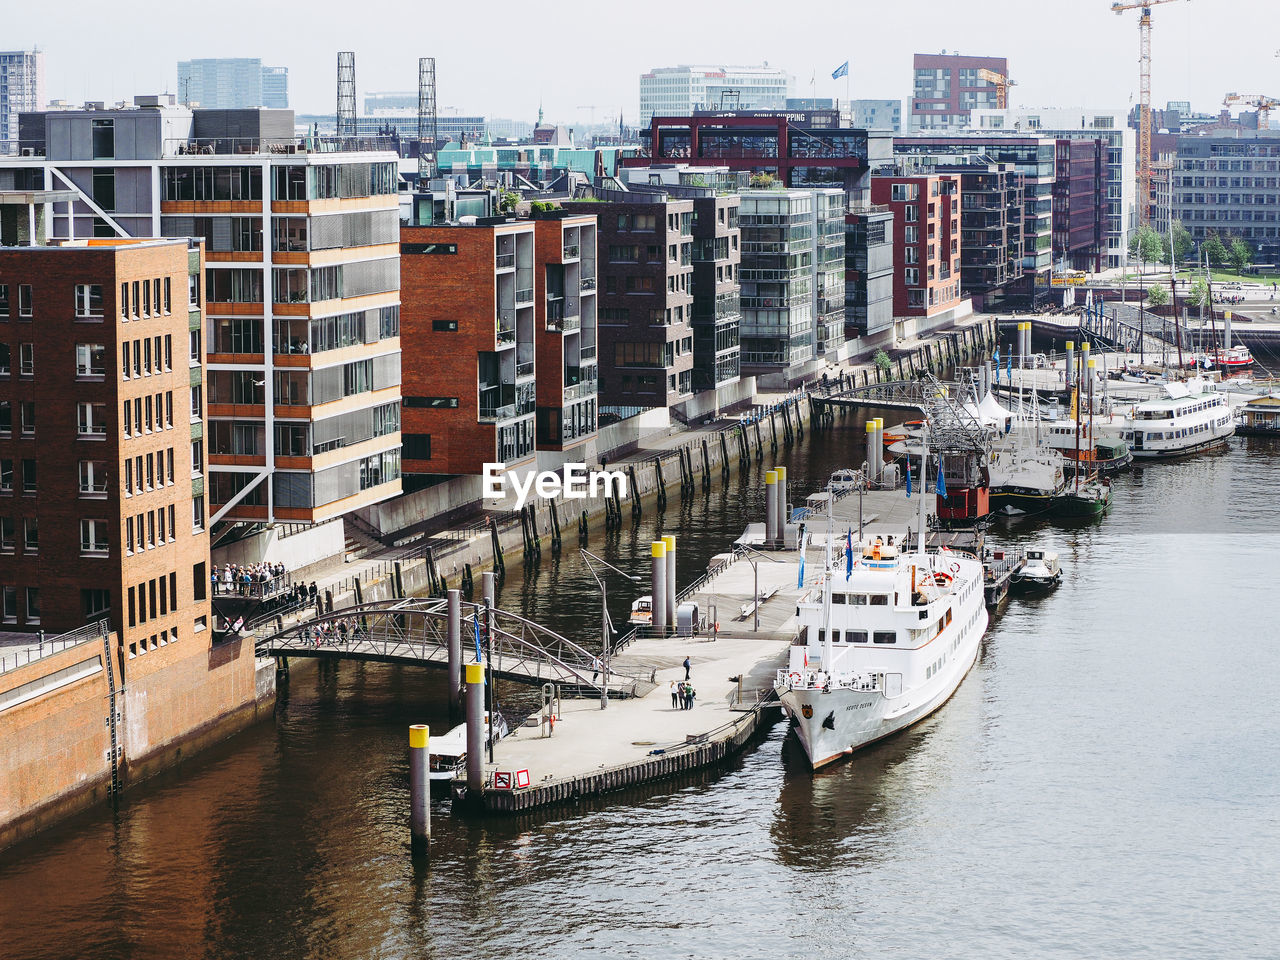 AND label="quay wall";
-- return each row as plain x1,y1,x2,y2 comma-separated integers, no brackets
0,632,275,852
